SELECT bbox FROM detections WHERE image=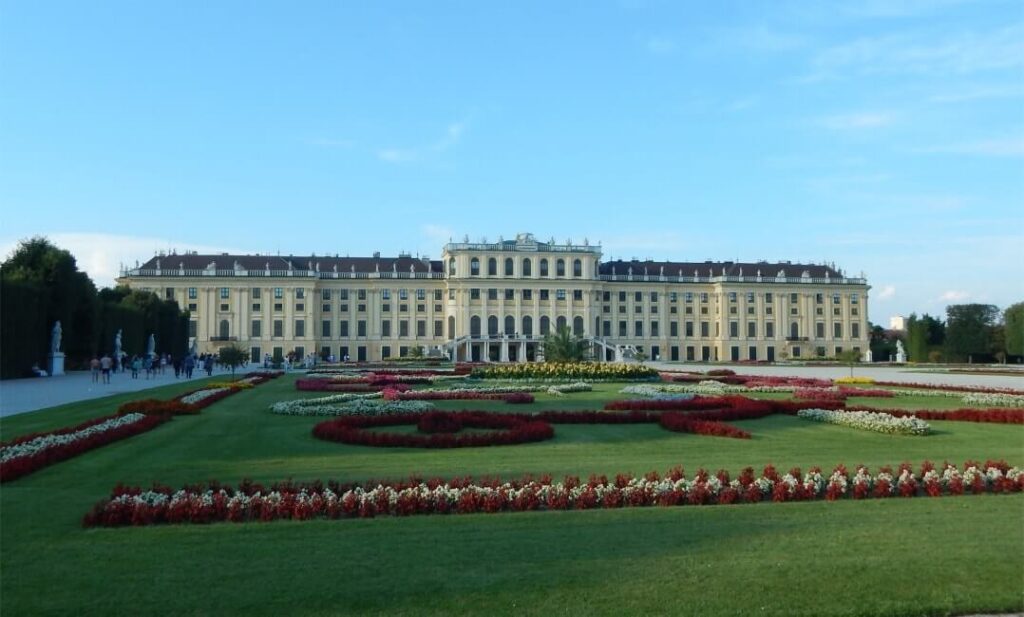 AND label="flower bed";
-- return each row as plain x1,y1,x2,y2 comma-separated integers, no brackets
269,399,434,417
853,406,1024,424
546,382,593,395
503,393,534,404
269,392,382,414
472,362,658,381
962,393,1024,408
417,411,463,433
798,409,931,436
82,460,1024,527
793,388,846,401
659,413,751,439
837,387,894,398
296,380,389,393
312,412,554,448
834,376,875,385
1,413,171,483
873,381,1024,395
